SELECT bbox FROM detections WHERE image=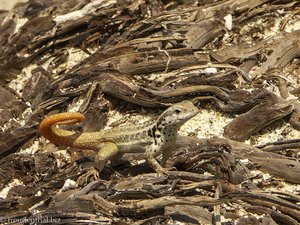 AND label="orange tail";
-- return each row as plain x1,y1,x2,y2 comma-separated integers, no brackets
39,112,85,146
